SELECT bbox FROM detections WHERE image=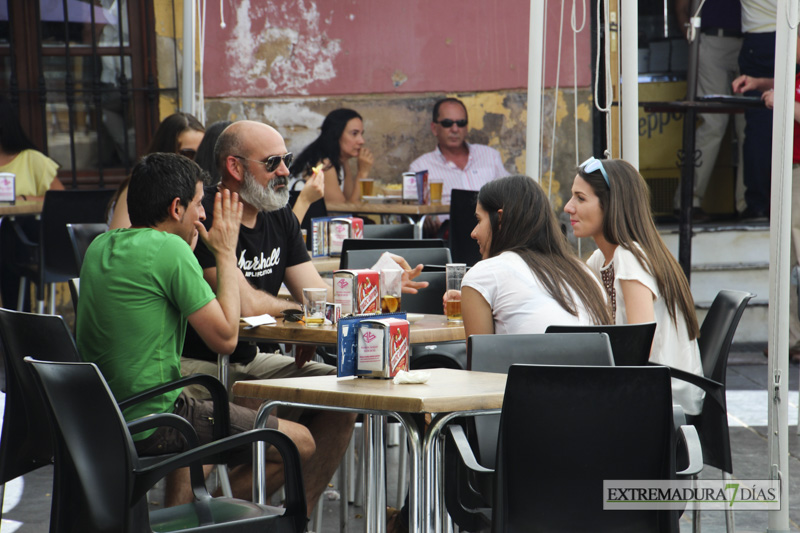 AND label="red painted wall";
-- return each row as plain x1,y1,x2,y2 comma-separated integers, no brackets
203,0,592,97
